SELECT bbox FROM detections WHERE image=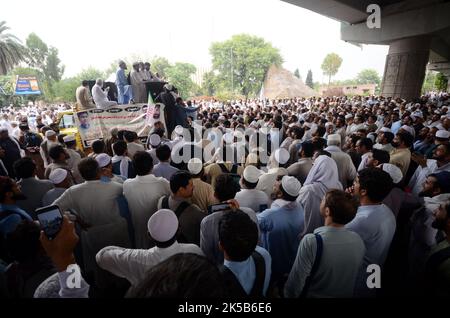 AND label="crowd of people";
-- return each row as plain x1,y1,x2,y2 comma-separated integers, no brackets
0,90,450,298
